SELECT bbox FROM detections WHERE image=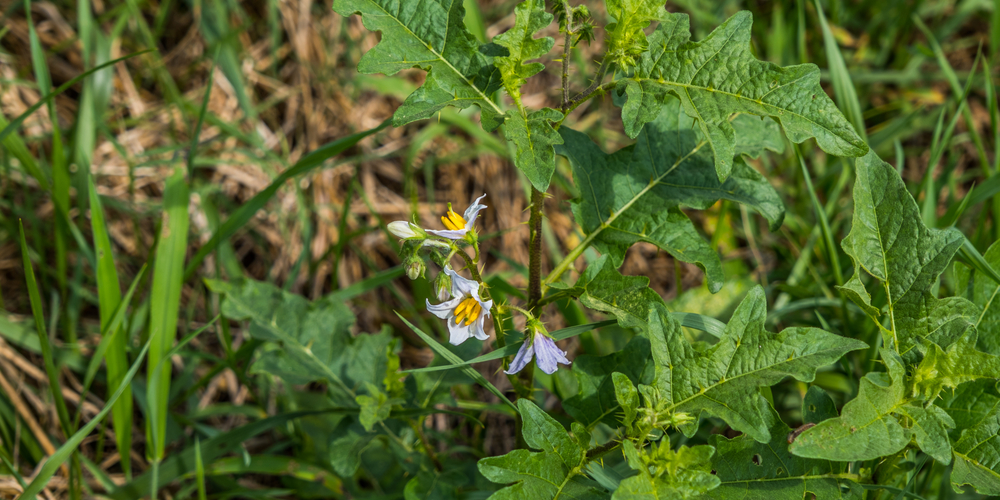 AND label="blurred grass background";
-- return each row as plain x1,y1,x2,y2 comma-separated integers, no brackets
0,0,997,497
